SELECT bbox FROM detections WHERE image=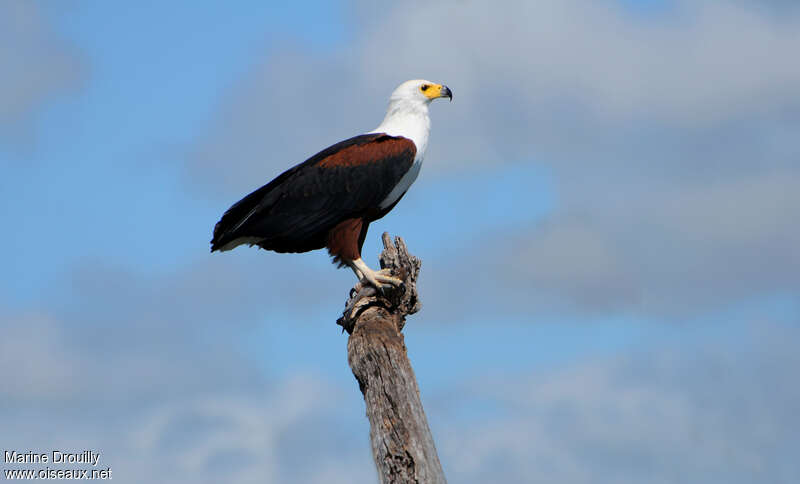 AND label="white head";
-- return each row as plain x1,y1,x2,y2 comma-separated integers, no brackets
371,79,452,155
385,79,453,116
